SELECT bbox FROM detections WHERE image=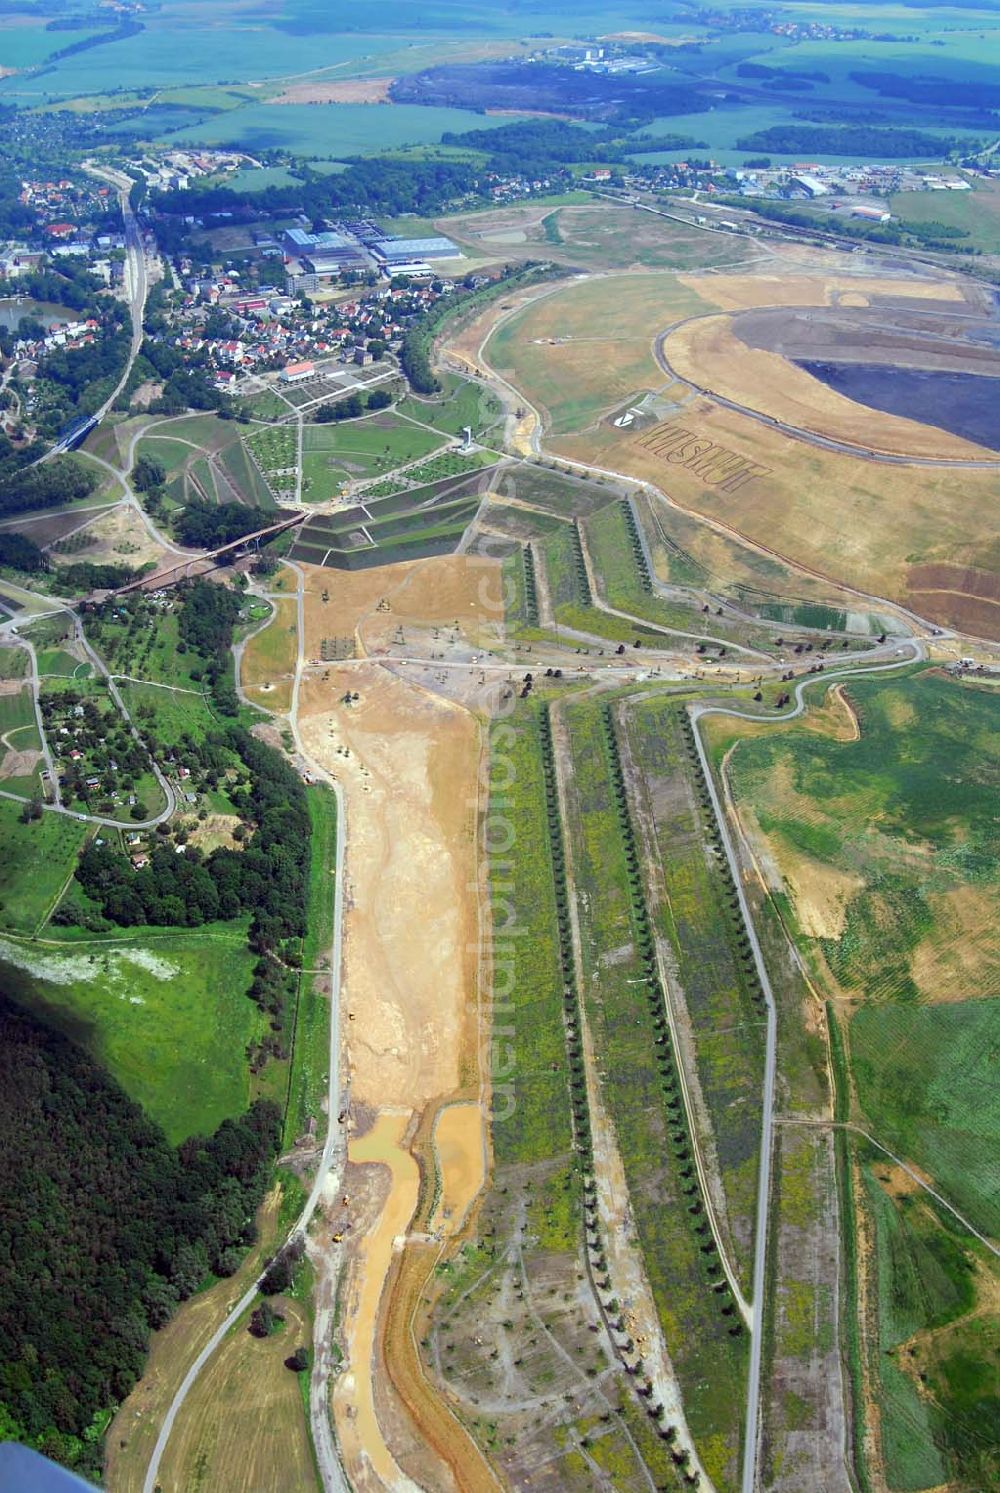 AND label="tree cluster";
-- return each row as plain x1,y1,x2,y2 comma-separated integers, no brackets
313,384,391,423
440,118,703,177
76,723,311,951
735,123,977,157
150,158,478,234
0,455,97,520
175,501,260,549
0,992,279,1480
